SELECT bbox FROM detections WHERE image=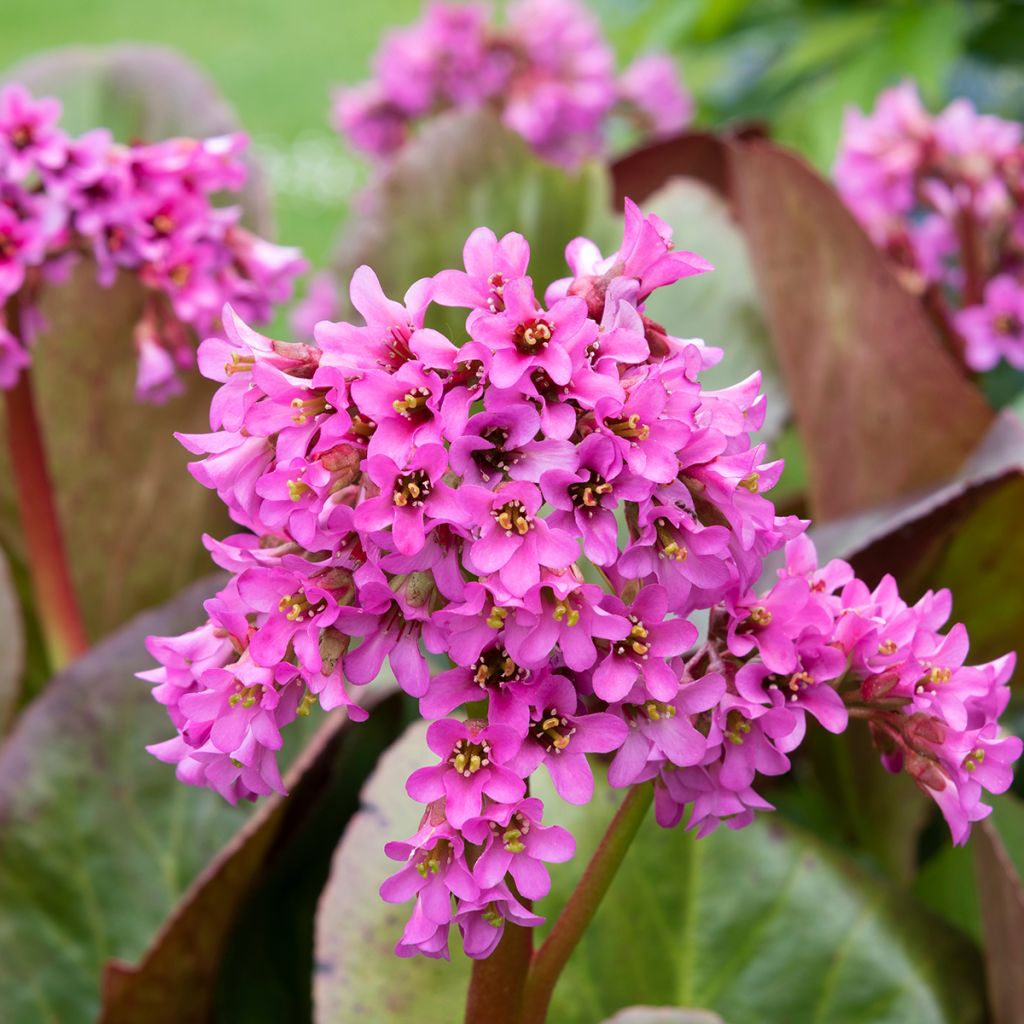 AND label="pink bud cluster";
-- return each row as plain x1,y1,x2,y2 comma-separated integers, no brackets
332,0,693,168
0,83,305,401
835,81,1024,372
146,199,1019,961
